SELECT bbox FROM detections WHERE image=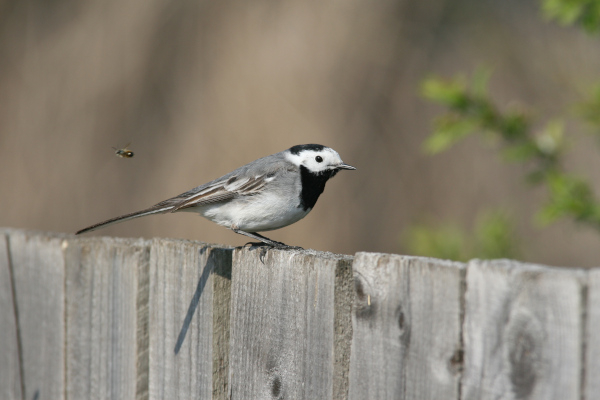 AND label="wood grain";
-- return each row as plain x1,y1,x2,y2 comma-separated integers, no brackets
584,268,599,399
147,238,232,400
333,255,354,400
7,230,66,400
348,252,465,400
212,247,232,400
63,236,149,400
229,247,352,400
462,260,583,400
0,232,22,400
